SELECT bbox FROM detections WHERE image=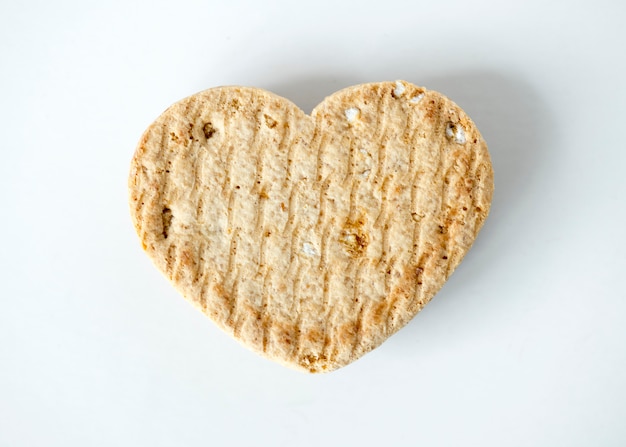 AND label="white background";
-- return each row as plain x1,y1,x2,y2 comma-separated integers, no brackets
1,0,625,445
